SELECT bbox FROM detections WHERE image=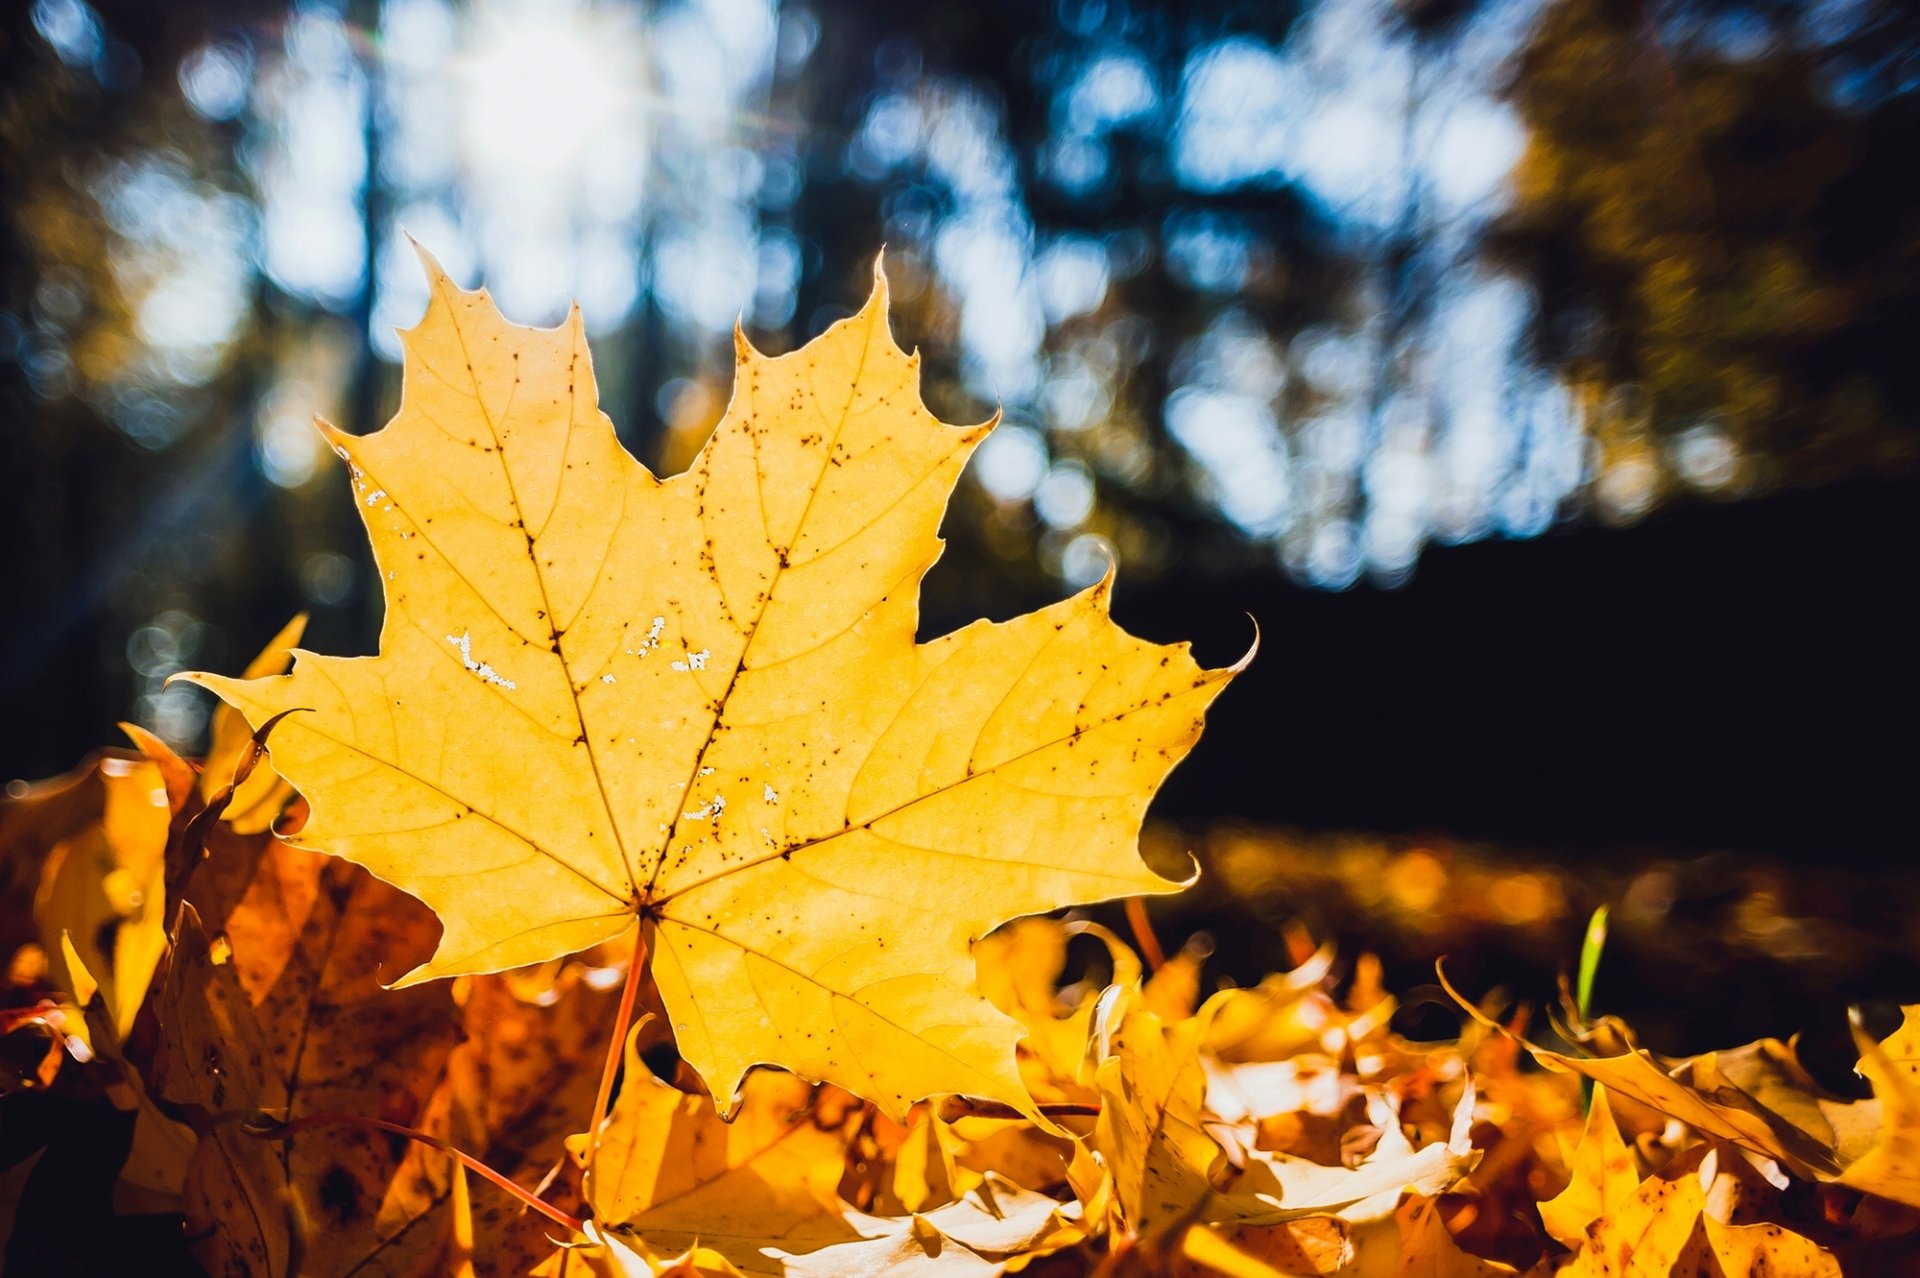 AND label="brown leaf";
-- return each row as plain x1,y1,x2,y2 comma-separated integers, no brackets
150,837,462,1277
